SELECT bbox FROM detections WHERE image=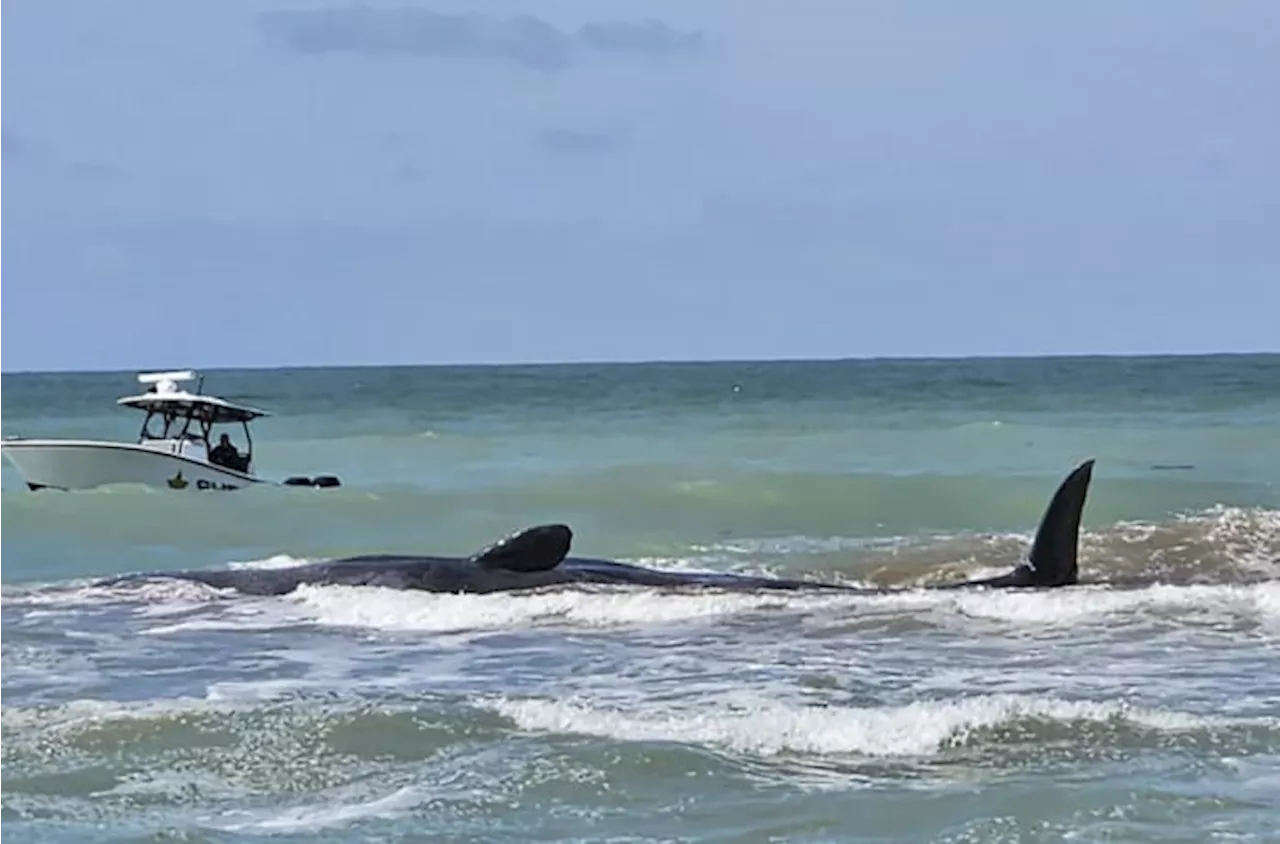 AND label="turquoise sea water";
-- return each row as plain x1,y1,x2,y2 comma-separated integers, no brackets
3,355,1278,842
